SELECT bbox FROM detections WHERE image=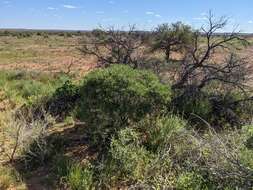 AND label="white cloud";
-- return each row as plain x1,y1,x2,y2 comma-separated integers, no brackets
248,20,253,24
146,11,154,15
155,14,162,18
2,0,11,7
48,7,57,10
63,5,77,9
